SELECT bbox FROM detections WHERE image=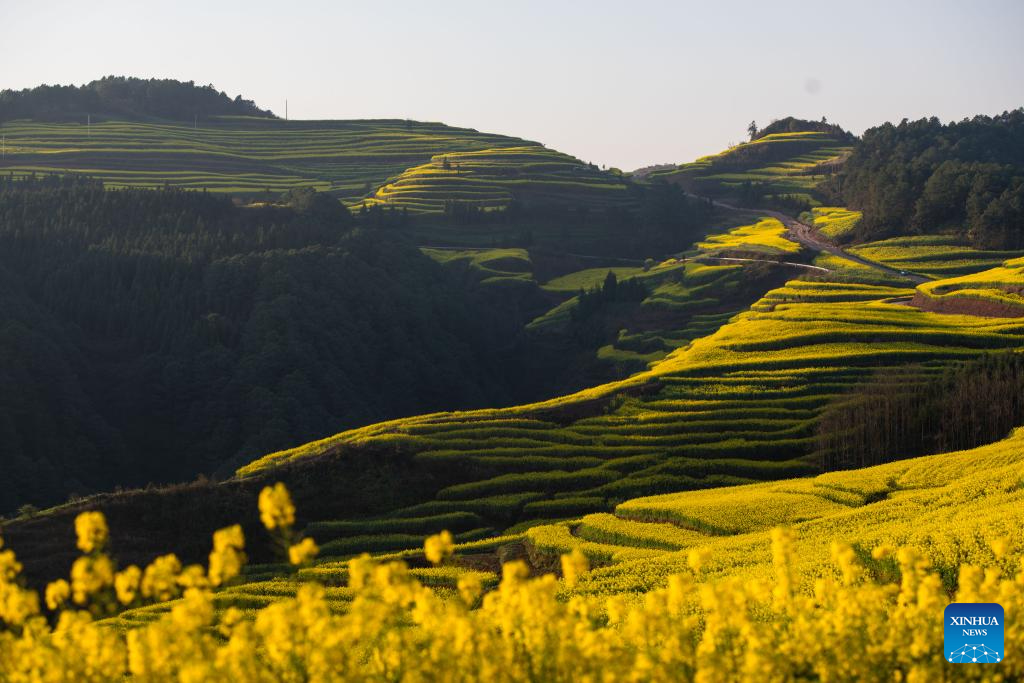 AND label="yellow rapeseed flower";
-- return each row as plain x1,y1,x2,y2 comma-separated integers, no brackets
424,530,454,565
45,579,71,611
141,554,182,602
0,549,21,582
687,547,711,573
560,549,589,588
0,584,39,625
258,483,295,531
115,565,142,605
5,467,1024,682
70,554,114,605
74,511,109,554
209,525,246,586
457,573,483,605
288,537,319,566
